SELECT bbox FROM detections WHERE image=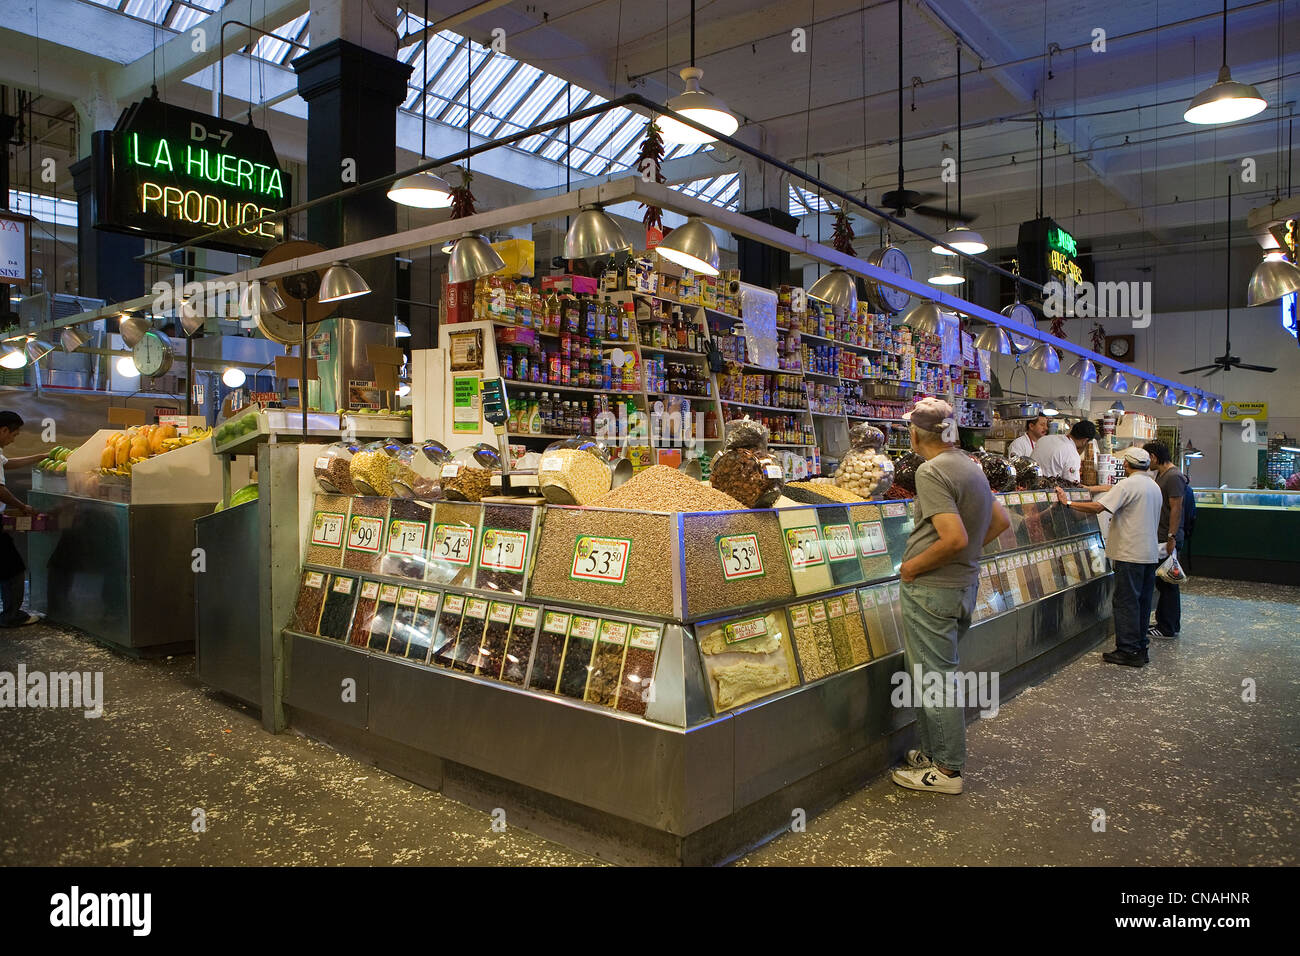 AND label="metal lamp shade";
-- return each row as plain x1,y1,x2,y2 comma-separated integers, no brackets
1109,371,1130,393
240,280,287,317
808,269,858,314
1109,400,1126,414
1026,342,1061,373
1133,379,1159,400
1157,386,1177,407
1184,66,1267,125
25,340,55,363
1246,255,1300,306
932,225,988,256
387,170,454,209
1198,396,1211,413
1065,356,1098,382
0,344,27,369
974,323,1012,355
448,236,507,284
61,327,90,353
119,314,150,347
655,218,720,276
657,67,739,144
1212,398,1223,414
564,207,631,260
319,262,372,303
903,300,942,335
